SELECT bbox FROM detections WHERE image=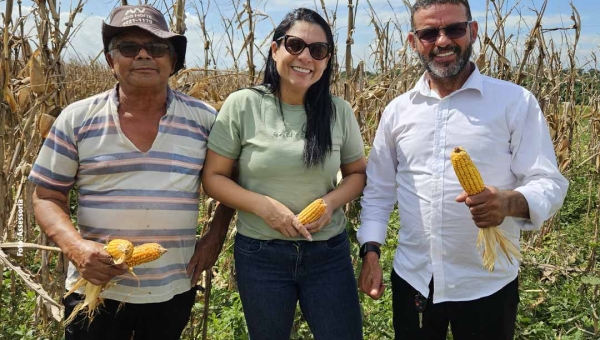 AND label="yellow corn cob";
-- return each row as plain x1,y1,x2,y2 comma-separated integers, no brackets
450,147,485,195
450,146,521,271
126,243,168,267
297,198,327,224
64,242,168,327
104,239,134,265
